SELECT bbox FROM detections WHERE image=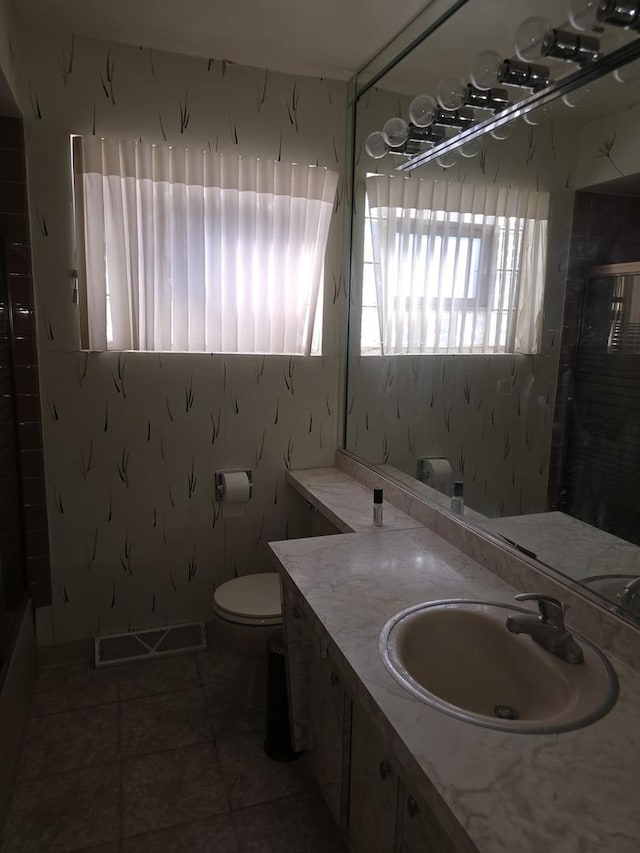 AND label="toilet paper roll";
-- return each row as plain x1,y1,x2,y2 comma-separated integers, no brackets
220,471,251,518
417,458,453,494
